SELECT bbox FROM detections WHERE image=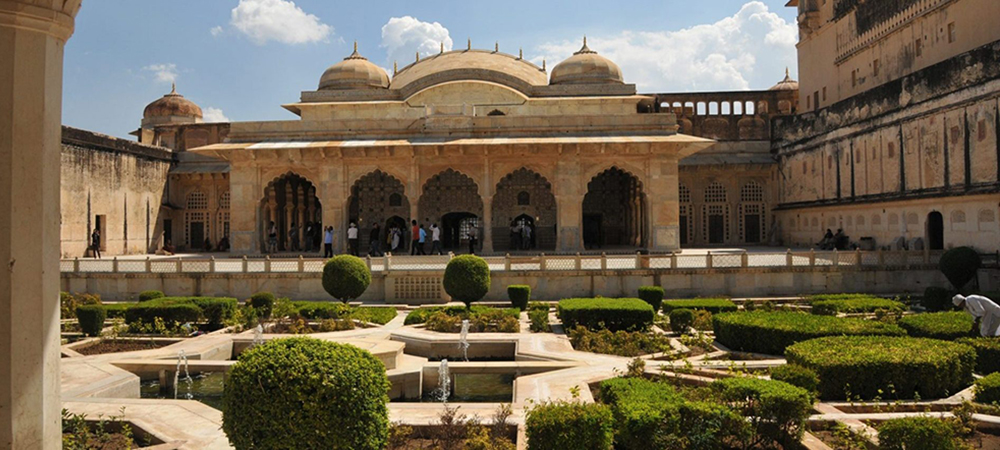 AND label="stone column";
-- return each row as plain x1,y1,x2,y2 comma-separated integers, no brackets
319,159,347,254
647,152,681,251
554,158,584,252
0,1,81,448
482,196,494,253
